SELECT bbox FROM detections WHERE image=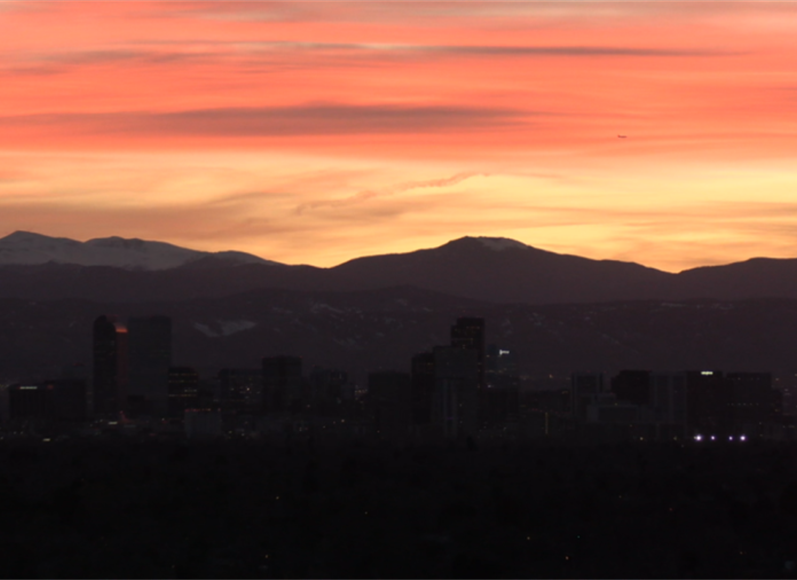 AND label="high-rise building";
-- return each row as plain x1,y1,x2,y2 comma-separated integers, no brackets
486,344,518,375
167,366,200,417
686,370,731,437
483,345,520,426
650,371,688,440
262,356,303,414
218,368,263,413
367,371,411,441
411,352,435,426
92,315,128,416
308,367,348,402
450,317,486,388
128,315,172,416
571,372,604,422
727,372,781,435
433,345,479,439
612,370,652,406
